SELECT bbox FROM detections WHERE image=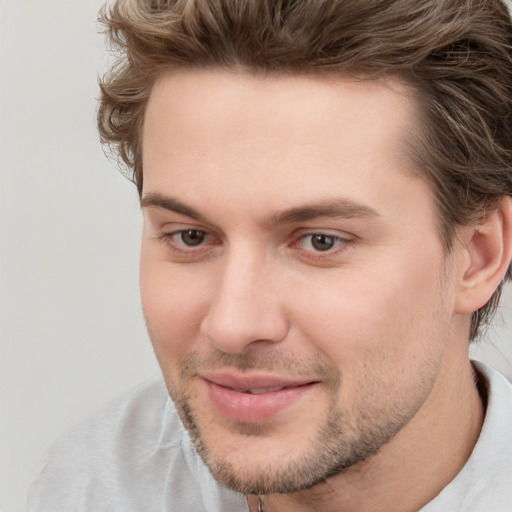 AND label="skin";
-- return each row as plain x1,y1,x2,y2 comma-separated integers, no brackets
140,69,487,512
